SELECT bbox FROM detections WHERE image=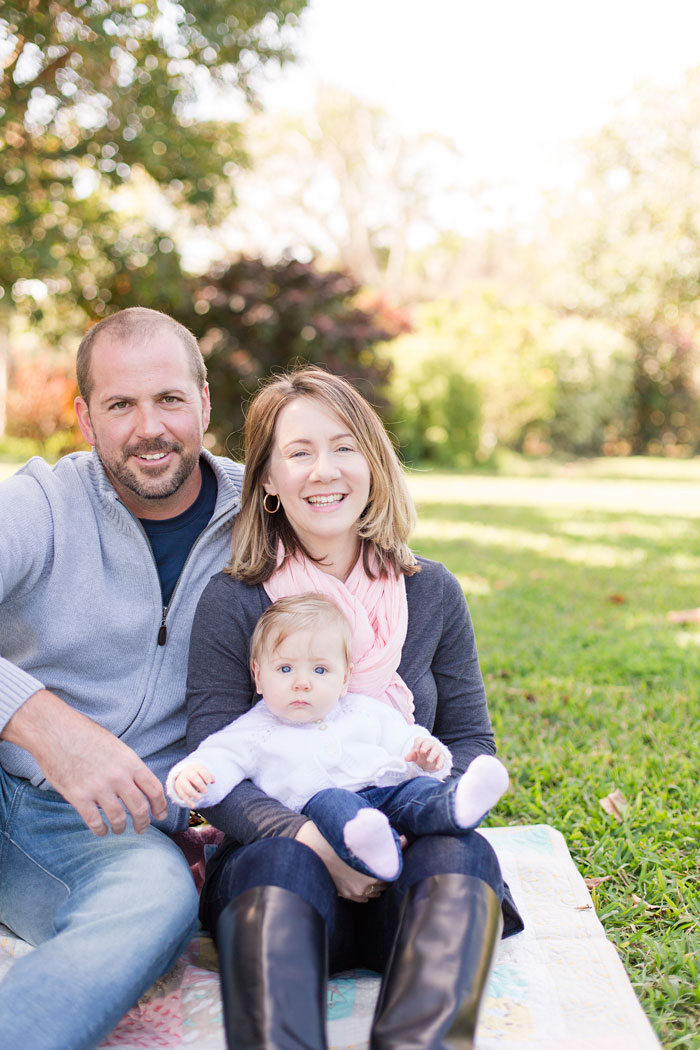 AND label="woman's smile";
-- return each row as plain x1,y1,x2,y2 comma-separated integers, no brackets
305,492,347,508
